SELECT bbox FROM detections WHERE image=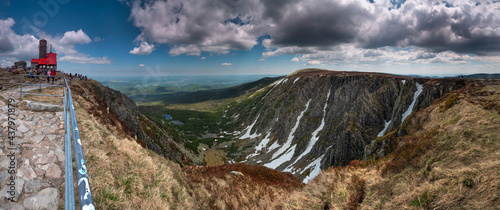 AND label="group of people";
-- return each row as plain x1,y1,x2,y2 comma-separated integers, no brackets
27,68,57,84
66,73,88,81
6,66,89,83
